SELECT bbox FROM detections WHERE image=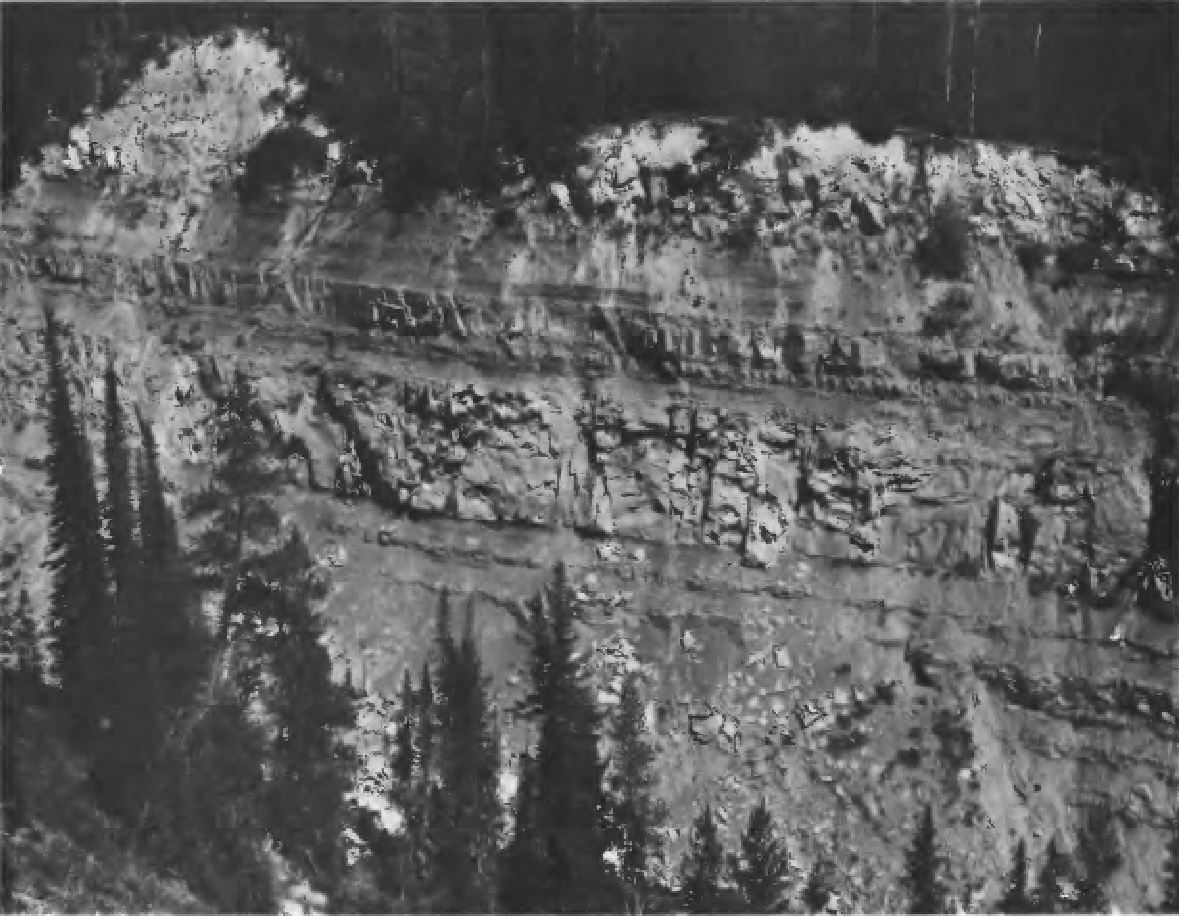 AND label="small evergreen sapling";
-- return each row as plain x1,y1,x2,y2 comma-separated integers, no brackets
732,797,791,913
605,671,667,911
902,803,948,915
997,838,1032,913
681,803,727,913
